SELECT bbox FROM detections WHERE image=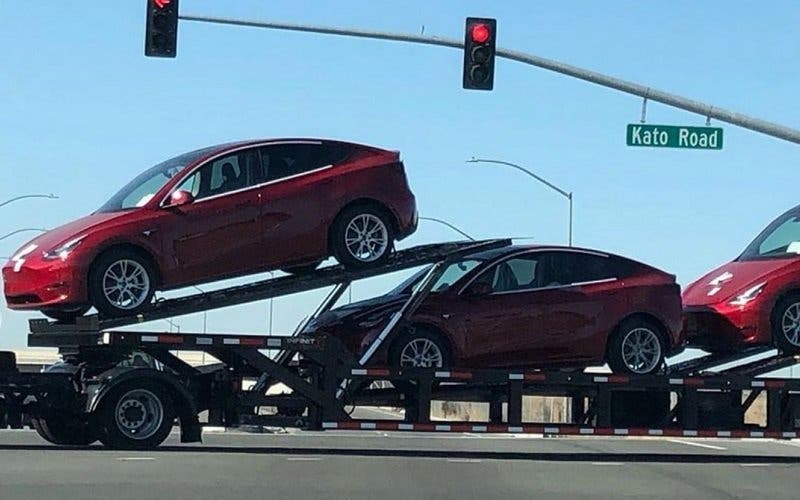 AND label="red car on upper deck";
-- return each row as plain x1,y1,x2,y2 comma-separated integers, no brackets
683,204,800,354
3,138,417,320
